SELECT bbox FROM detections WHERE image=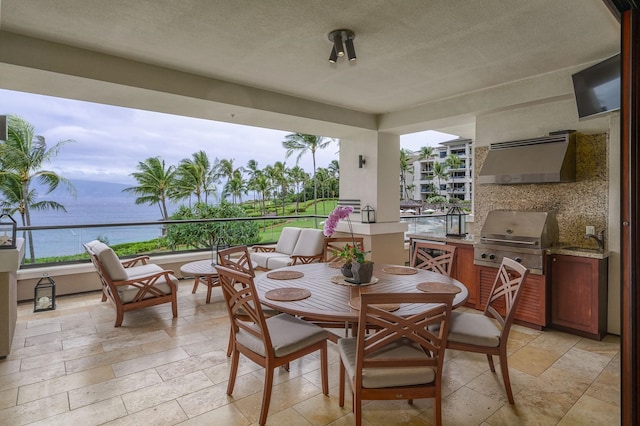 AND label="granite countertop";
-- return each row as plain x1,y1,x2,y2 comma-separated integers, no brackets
407,232,610,259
